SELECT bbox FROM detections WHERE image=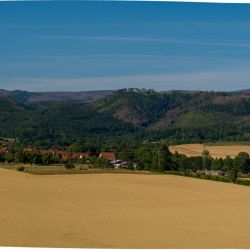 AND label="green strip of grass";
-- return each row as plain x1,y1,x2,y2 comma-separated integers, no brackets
26,169,148,175
166,171,250,186
2,163,250,187
205,141,250,146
